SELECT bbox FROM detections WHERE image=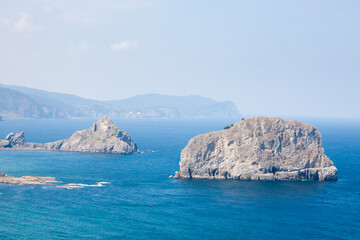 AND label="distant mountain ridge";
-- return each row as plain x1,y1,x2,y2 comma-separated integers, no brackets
0,84,240,119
